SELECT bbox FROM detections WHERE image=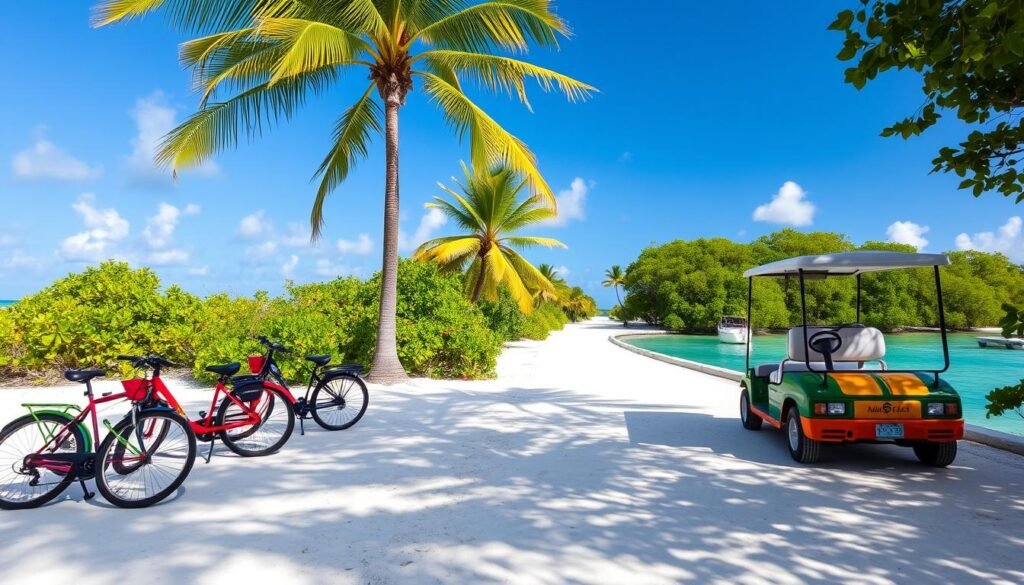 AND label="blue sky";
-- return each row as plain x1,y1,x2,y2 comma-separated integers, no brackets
1,1,1022,307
